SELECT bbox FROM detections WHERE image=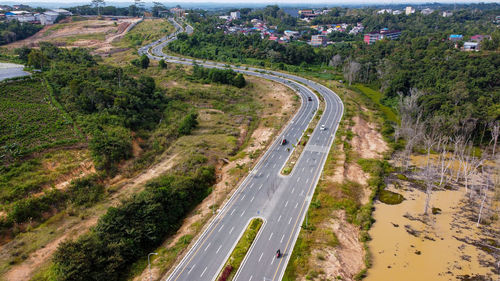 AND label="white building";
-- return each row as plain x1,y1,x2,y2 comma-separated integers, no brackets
284,30,299,37
230,11,240,20
377,9,392,14
392,10,403,15
40,11,60,25
421,8,434,15
405,6,415,15
463,42,479,51
442,11,453,17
